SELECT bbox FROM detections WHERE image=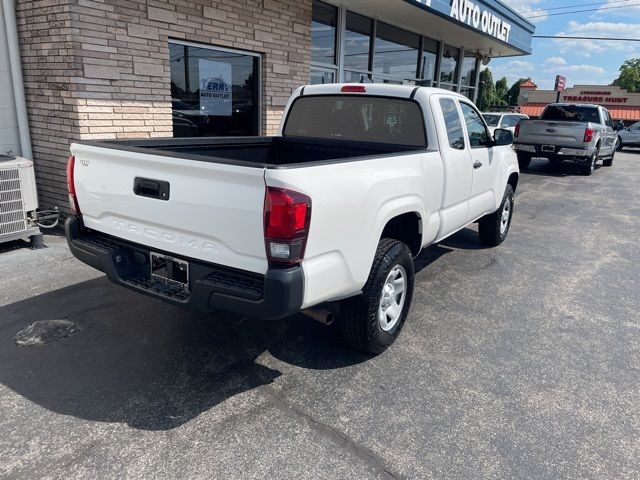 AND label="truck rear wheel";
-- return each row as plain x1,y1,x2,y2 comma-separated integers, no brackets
517,153,531,171
581,152,596,176
478,185,514,247
339,238,414,354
